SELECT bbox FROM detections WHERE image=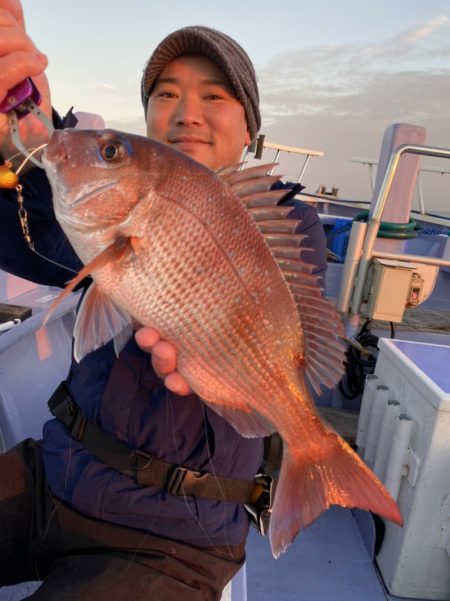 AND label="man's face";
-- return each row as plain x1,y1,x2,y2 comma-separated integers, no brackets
146,54,251,171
